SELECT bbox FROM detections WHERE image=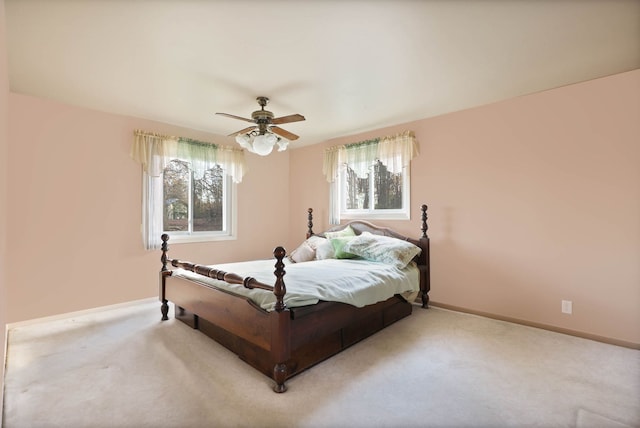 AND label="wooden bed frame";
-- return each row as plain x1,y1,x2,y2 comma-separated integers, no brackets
159,205,430,392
